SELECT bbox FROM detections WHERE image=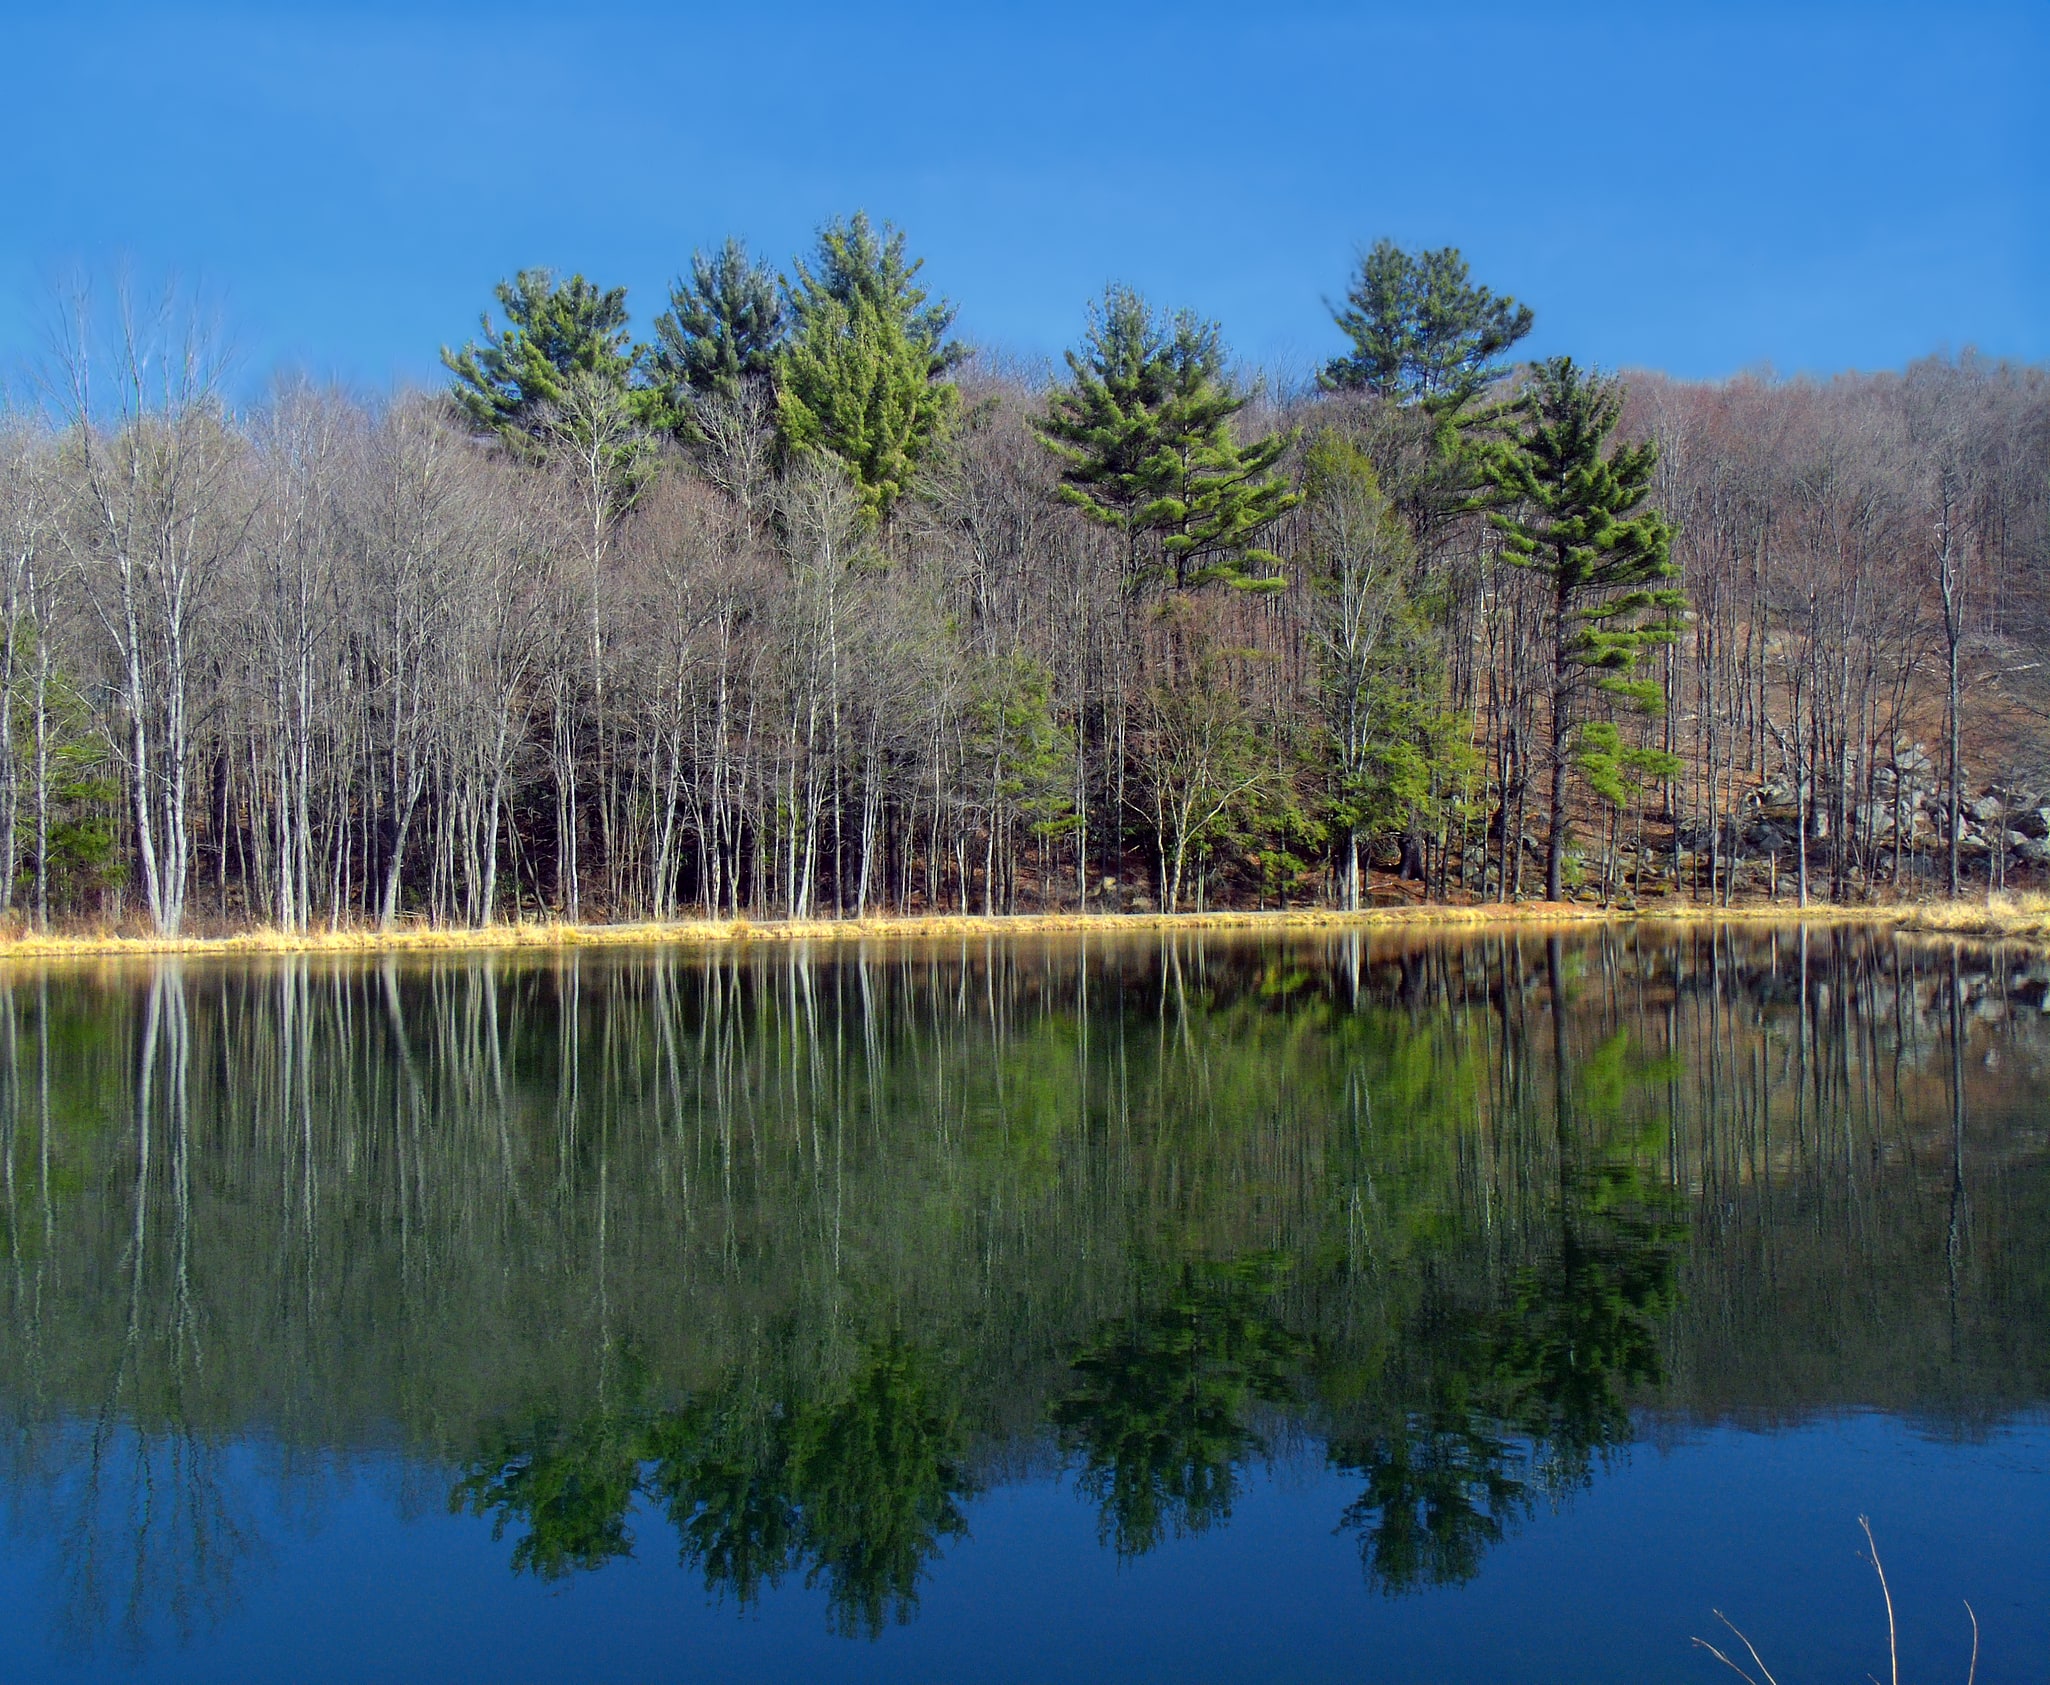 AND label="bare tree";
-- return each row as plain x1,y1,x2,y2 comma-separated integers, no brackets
54,285,246,933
